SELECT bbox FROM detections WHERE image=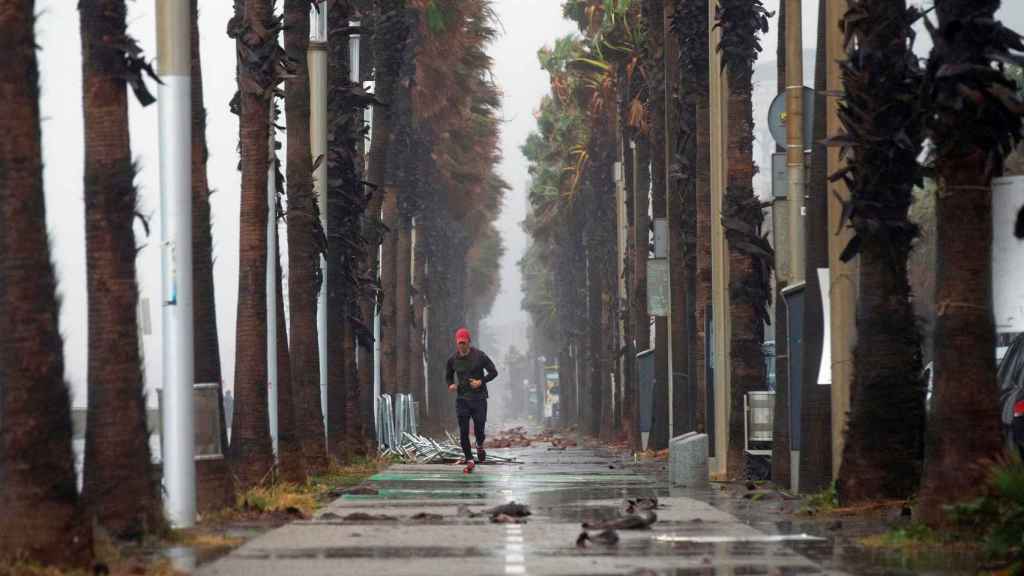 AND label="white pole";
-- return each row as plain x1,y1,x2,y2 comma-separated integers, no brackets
309,5,329,429
157,0,195,528
267,104,279,458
